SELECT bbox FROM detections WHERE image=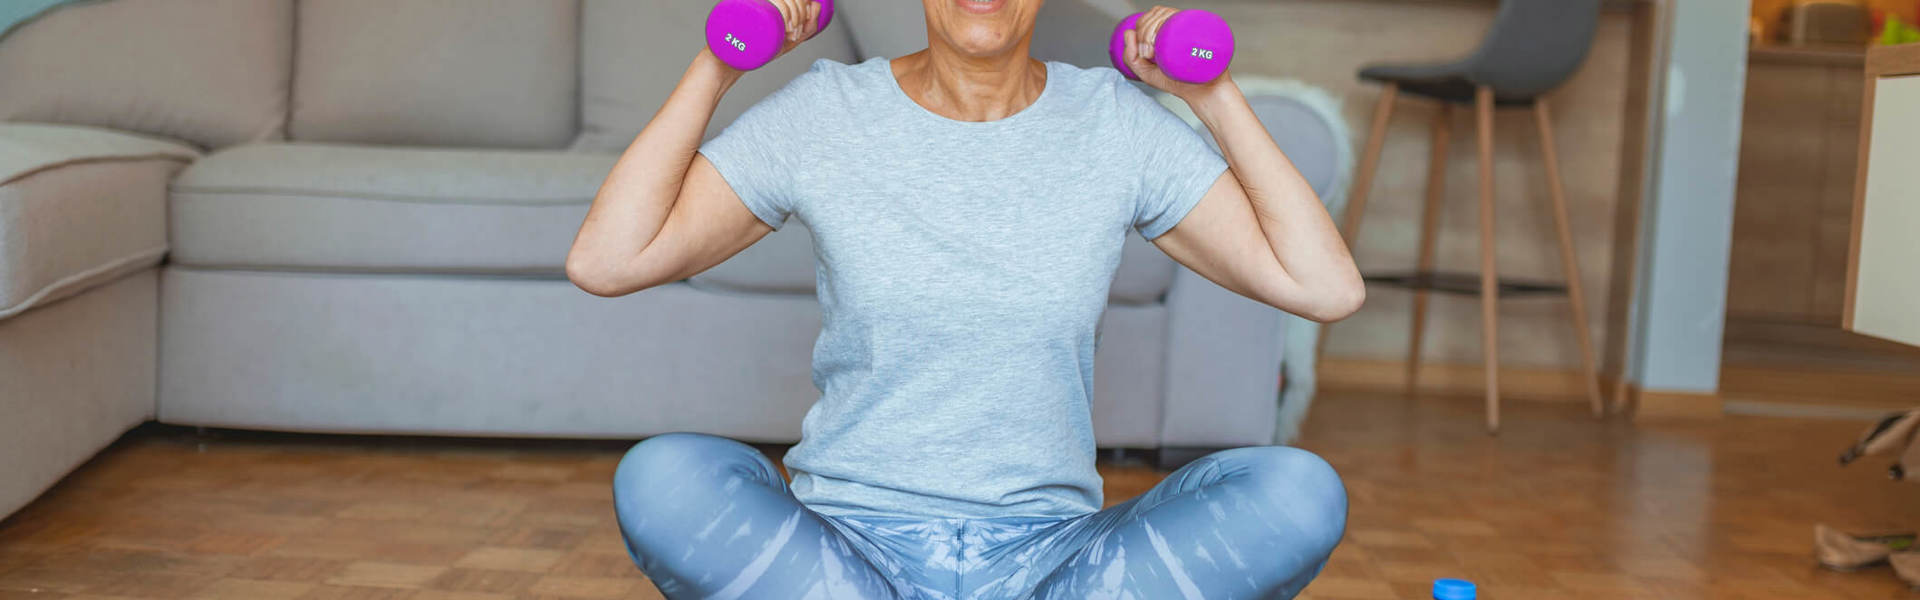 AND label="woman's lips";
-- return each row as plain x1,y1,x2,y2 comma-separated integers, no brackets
956,0,1005,15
